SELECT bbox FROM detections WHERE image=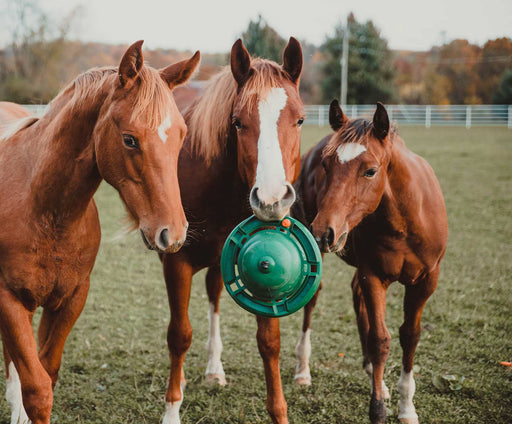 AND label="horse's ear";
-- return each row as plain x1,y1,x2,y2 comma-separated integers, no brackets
372,102,390,141
329,99,347,132
231,39,251,87
282,37,303,85
160,51,201,89
119,40,144,89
